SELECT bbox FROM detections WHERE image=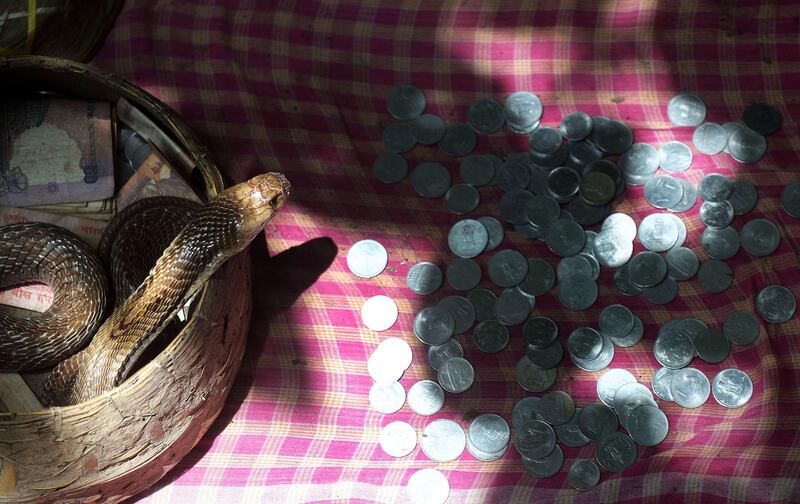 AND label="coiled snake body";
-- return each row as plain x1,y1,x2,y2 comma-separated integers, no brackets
0,172,290,406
